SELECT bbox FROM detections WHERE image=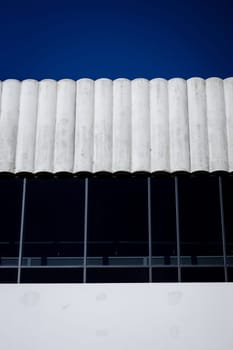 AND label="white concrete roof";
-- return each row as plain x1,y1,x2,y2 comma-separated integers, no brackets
0,77,232,173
